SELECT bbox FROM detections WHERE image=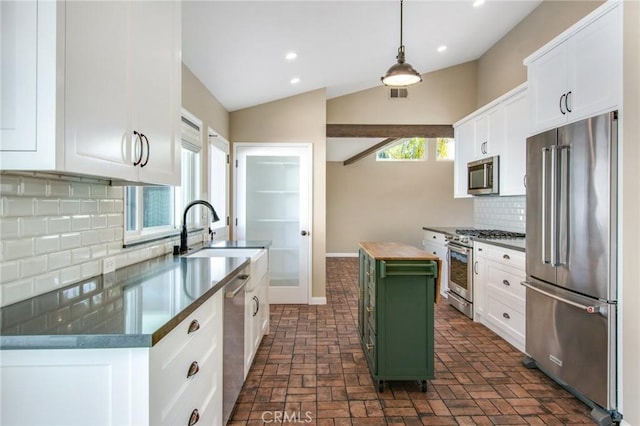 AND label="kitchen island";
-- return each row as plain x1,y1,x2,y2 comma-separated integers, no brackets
0,242,269,426
358,242,440,392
